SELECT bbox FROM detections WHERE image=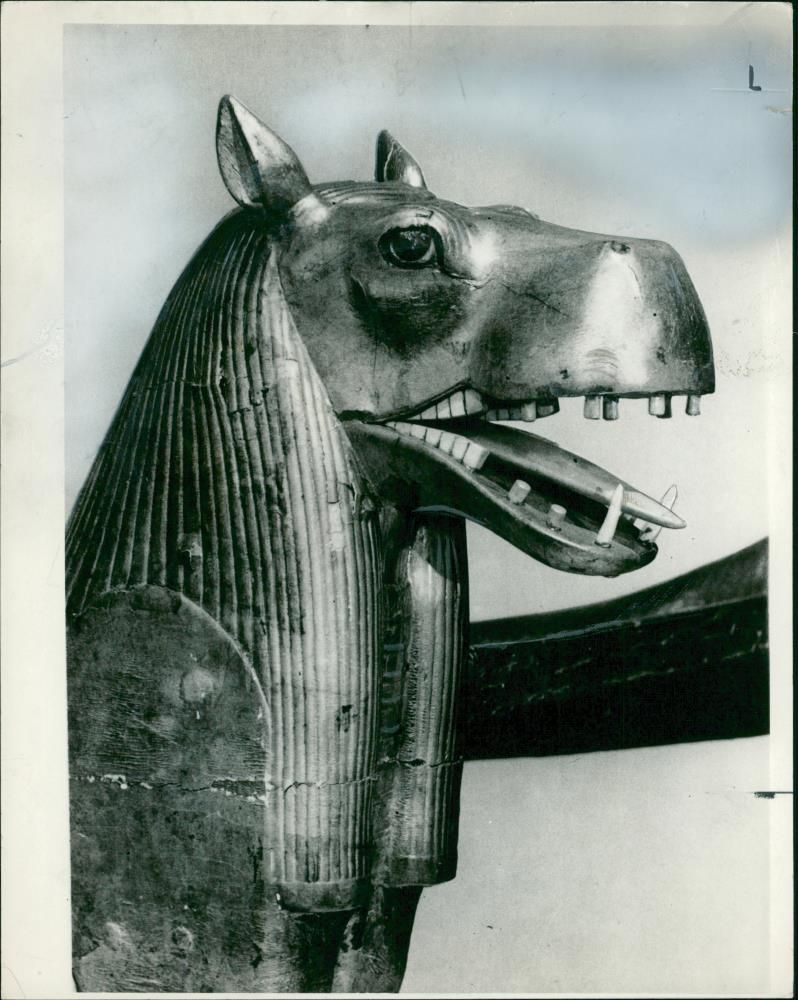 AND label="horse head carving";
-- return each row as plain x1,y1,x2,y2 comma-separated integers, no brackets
66,96,714,992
